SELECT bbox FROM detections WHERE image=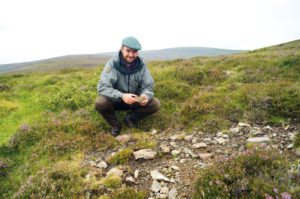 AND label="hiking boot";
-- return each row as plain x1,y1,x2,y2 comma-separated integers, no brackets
124,113,138,128
111,125,121,137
